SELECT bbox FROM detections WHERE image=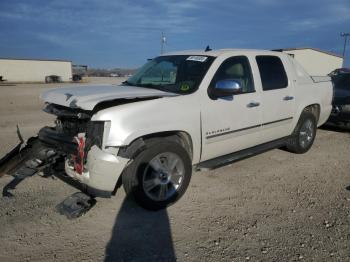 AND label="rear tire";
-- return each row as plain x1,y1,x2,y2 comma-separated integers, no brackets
286,111,317,154
122,139,192,210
